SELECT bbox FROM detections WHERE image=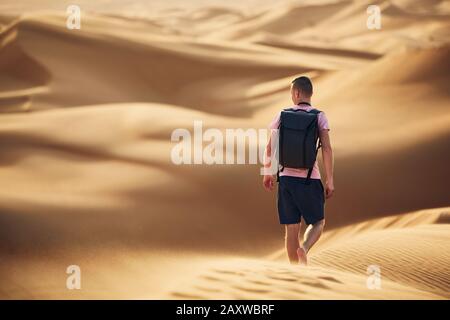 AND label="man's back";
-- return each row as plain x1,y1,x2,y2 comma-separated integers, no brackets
268,104,330,180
